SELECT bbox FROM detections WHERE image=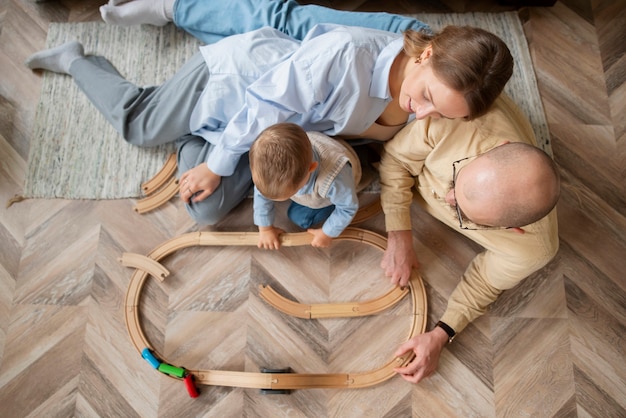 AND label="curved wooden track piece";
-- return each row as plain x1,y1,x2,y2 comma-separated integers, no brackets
119,252,169,282
123,227,427,390
134,176,179,214
141,152,177,195
351,198,382,225
258,283,408,319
